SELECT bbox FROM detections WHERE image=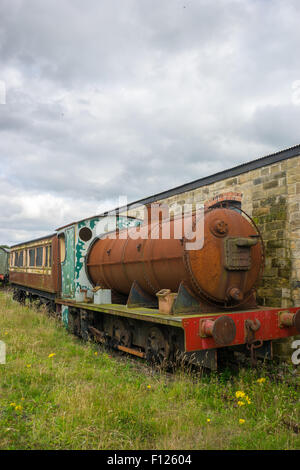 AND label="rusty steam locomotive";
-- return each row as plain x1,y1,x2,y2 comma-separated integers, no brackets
8,198,300,370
